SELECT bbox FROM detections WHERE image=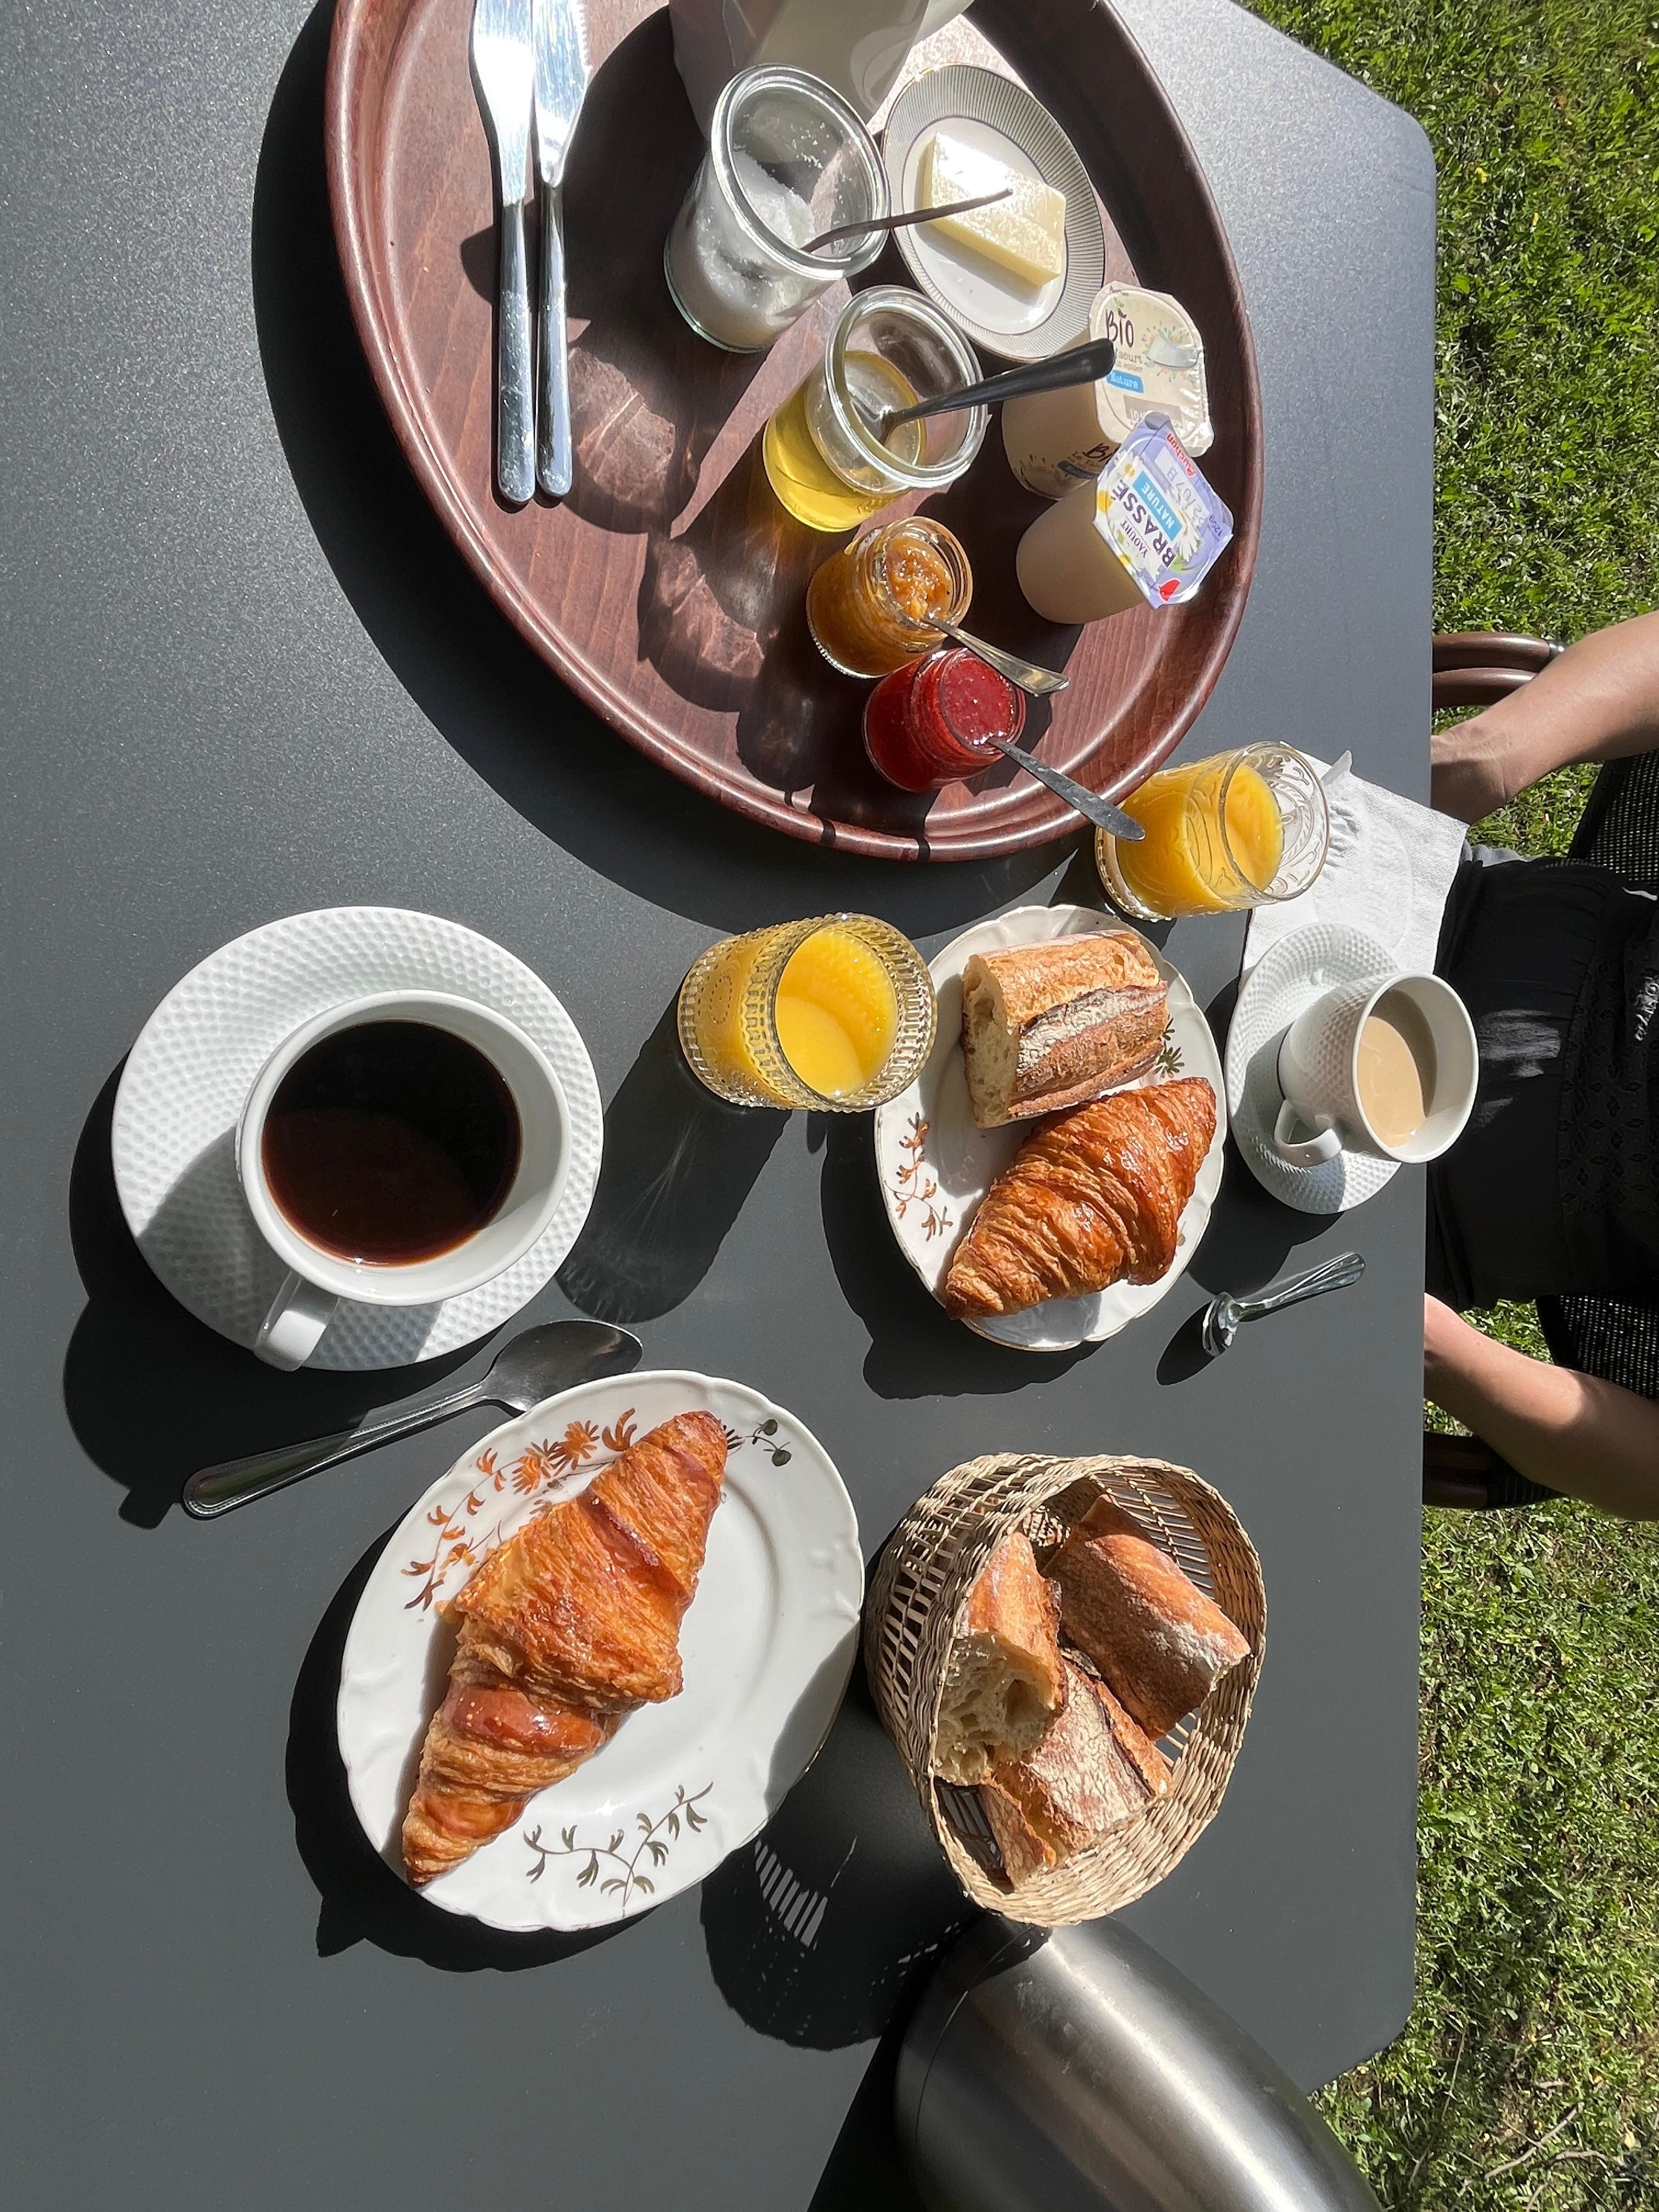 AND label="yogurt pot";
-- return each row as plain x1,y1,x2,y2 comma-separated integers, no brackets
1015,413,1233,624
1002,283,1213,499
